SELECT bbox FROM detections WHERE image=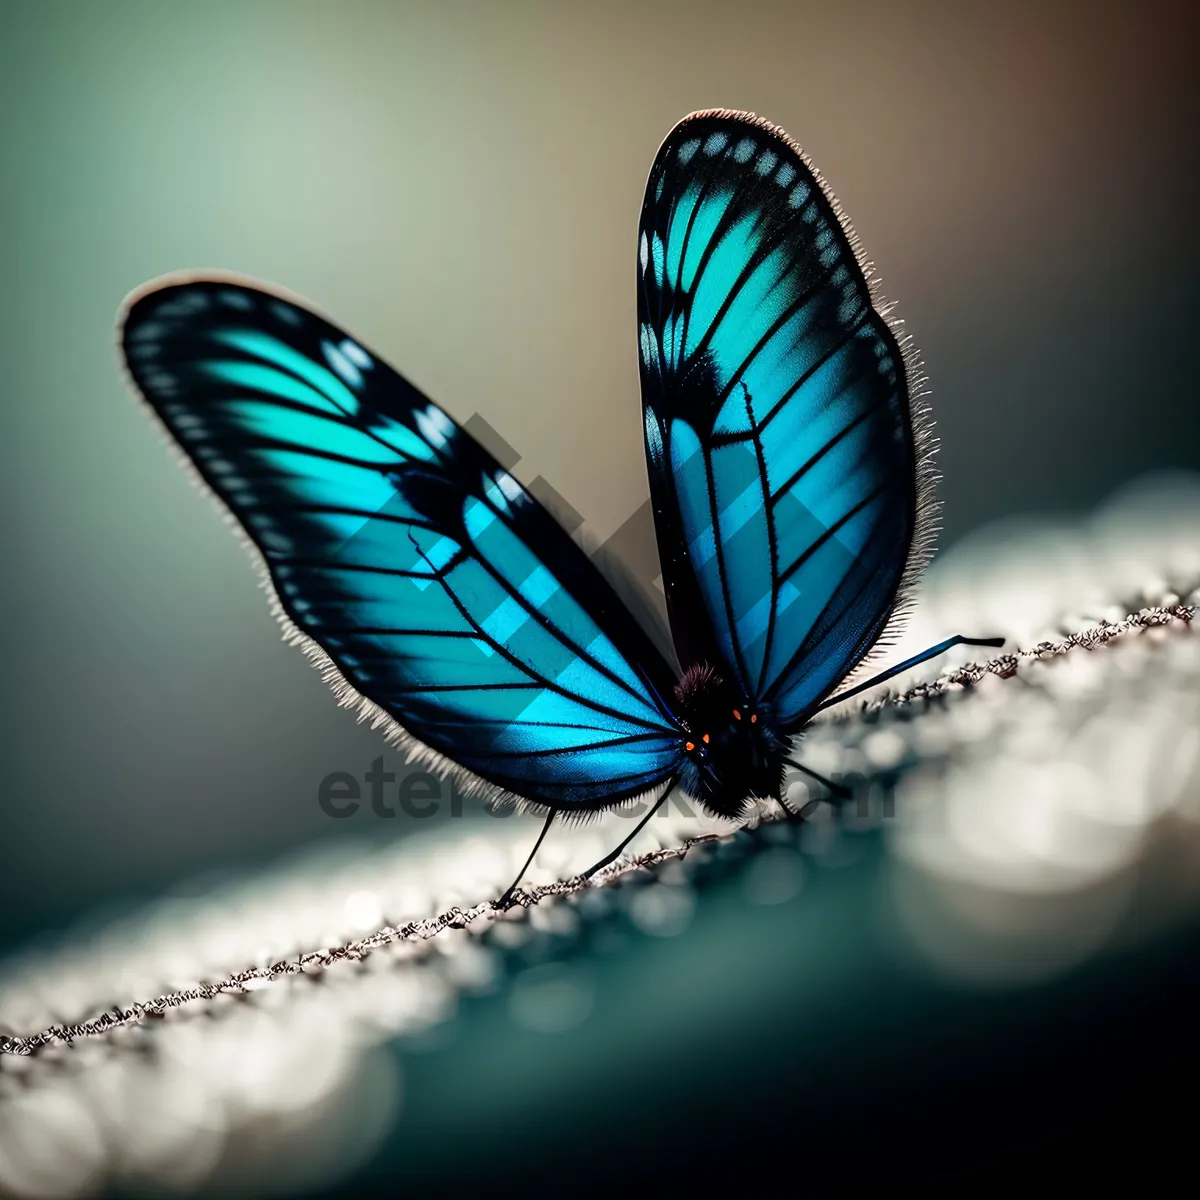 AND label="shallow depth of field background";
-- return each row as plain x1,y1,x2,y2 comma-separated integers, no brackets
3,0,1196,948
1,3,1198,1191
